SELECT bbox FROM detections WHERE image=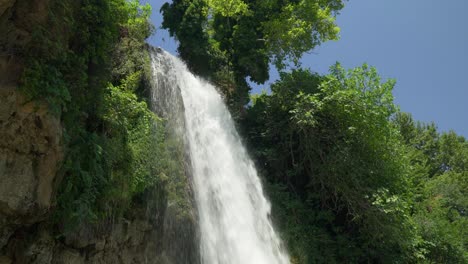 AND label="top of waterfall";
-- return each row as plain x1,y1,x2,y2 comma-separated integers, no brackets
148,45,164,54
